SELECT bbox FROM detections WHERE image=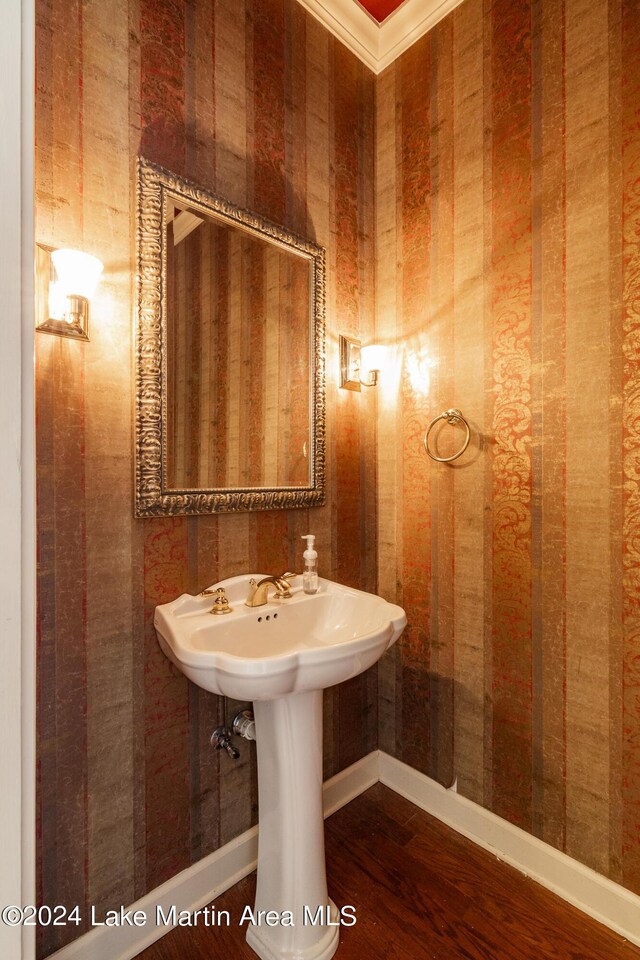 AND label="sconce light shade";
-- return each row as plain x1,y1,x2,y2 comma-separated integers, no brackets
36,245,103,341
51,248,103,300
360,344,386,386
